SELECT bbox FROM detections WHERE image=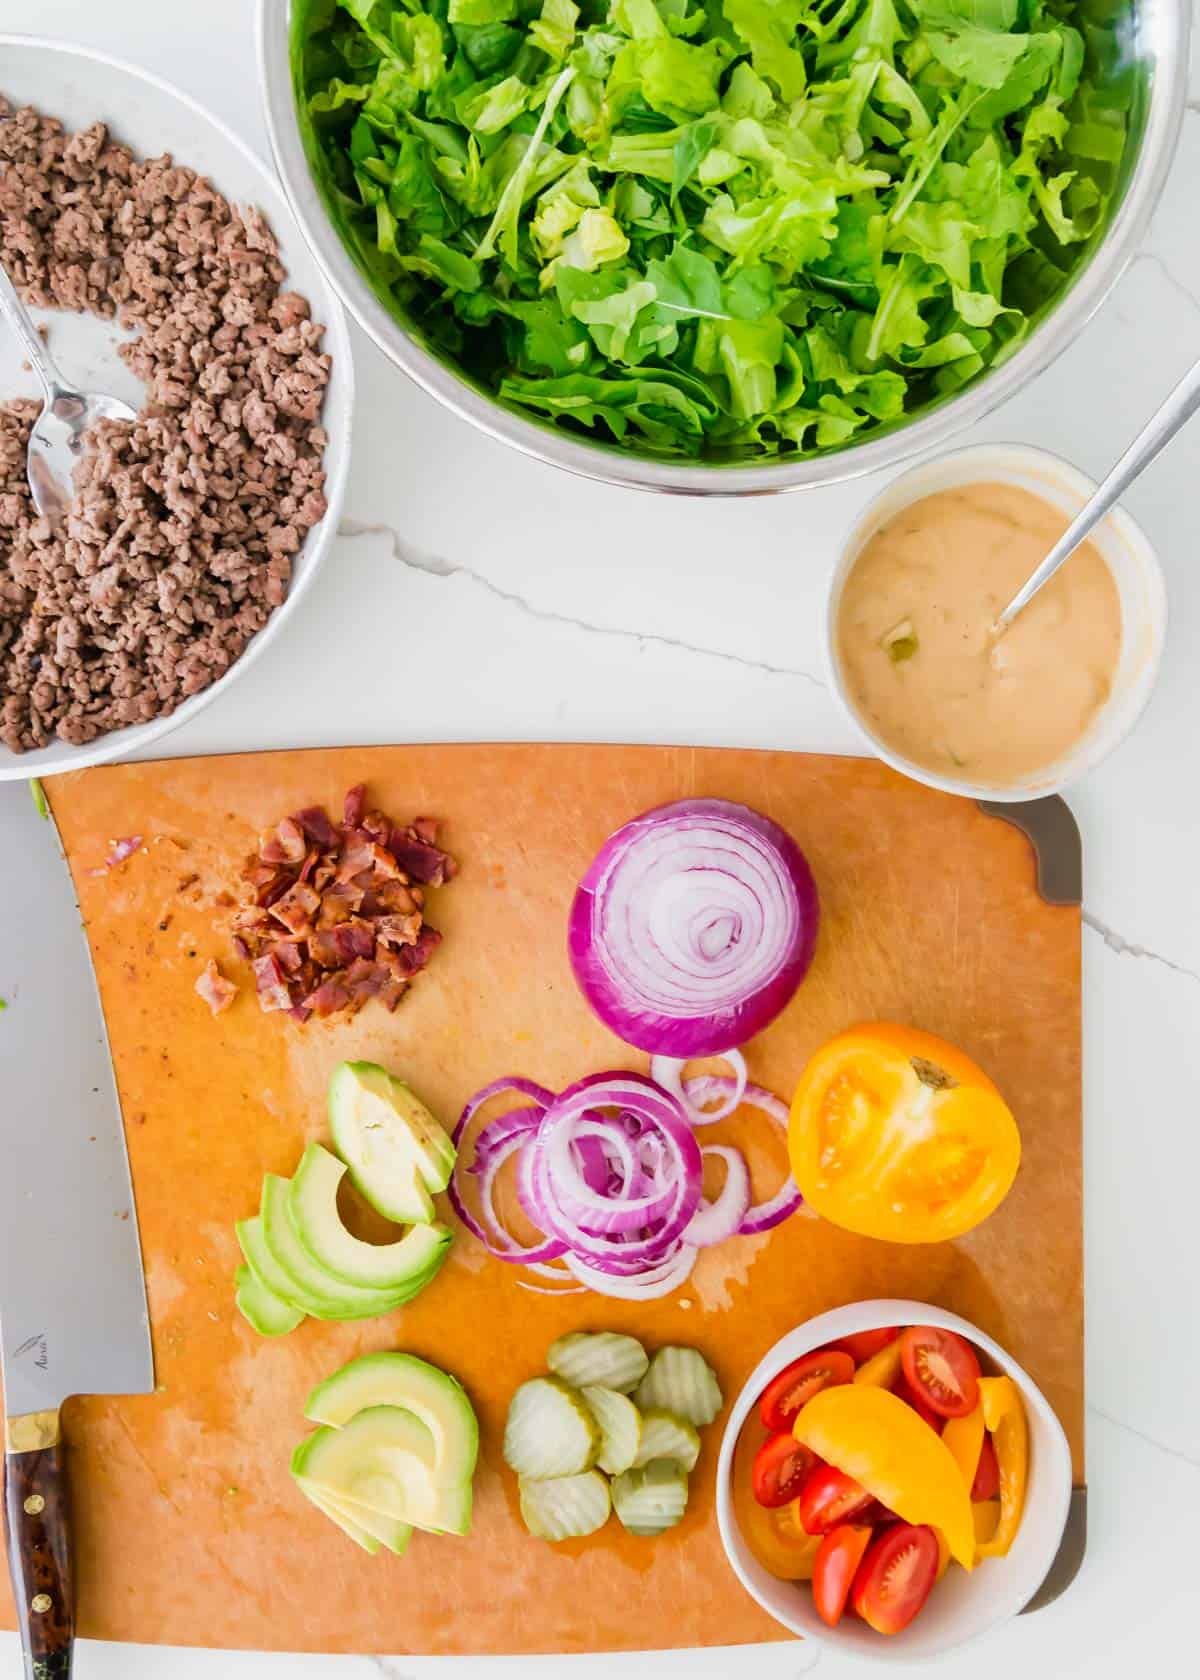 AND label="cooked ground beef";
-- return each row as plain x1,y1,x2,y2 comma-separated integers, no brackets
0,98,332,752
